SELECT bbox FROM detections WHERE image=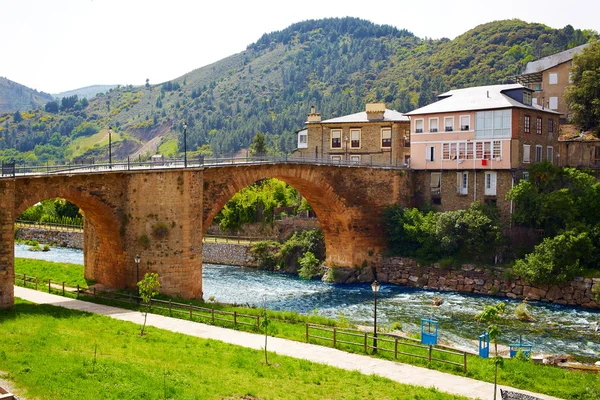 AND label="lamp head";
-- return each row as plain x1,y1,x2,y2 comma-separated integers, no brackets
134,255,141,264
371,280,380,293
